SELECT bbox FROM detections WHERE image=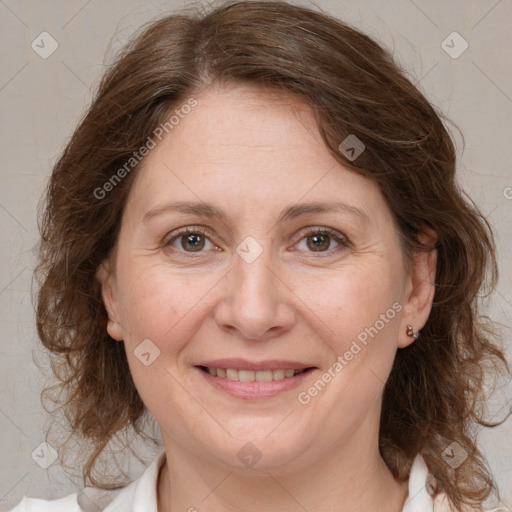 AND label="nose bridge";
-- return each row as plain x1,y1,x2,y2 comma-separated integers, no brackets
232,235,276,307
214,235,293,340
